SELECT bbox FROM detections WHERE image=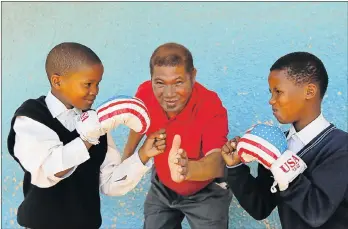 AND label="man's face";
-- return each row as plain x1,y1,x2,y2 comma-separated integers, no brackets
268,69,306,124
152,65,196,118
54,63,104,110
